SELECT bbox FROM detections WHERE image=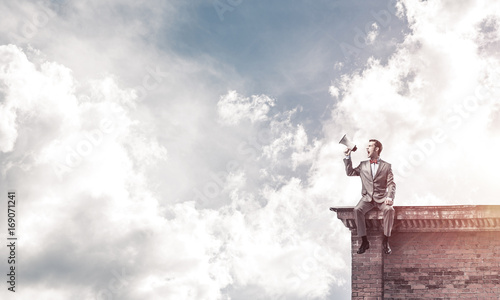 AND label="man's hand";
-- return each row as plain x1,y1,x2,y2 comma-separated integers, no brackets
344,148,352,156
385,198,393,206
